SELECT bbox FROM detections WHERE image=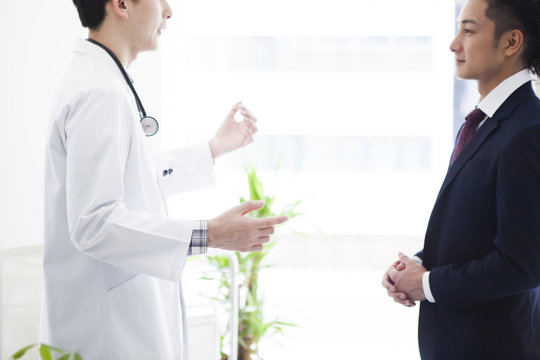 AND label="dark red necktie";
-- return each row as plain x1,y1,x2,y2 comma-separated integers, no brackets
450,108,486,165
